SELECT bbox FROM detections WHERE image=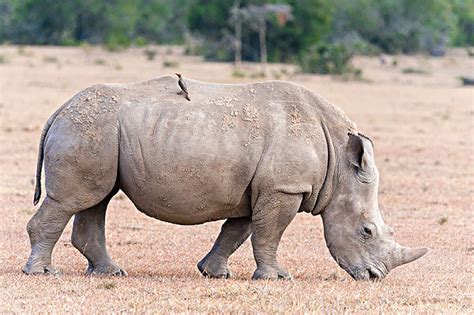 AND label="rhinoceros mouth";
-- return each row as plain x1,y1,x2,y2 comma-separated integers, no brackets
366,267,383,281
347,265,387,281
334,255,388,281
